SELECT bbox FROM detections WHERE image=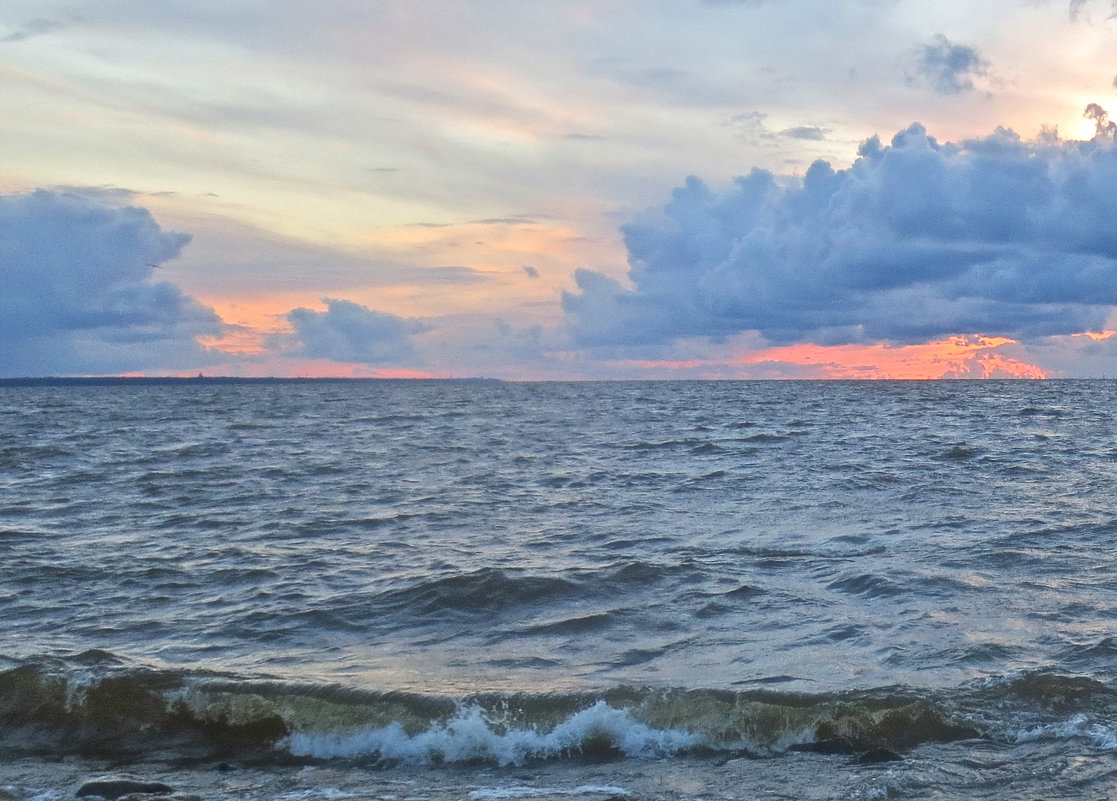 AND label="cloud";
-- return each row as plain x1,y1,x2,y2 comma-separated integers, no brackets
731,113,831,144
1085,102,1117,137
909,34,989,94
1,18,67,43
1069,0,1117,19
163,214,489,297
522,265,540,279
729,111,777,143
0,189,223,376
1020,329,1117,377
279,298,430,365
563,115,1117,350
471,217,540,226
779,125,830,141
